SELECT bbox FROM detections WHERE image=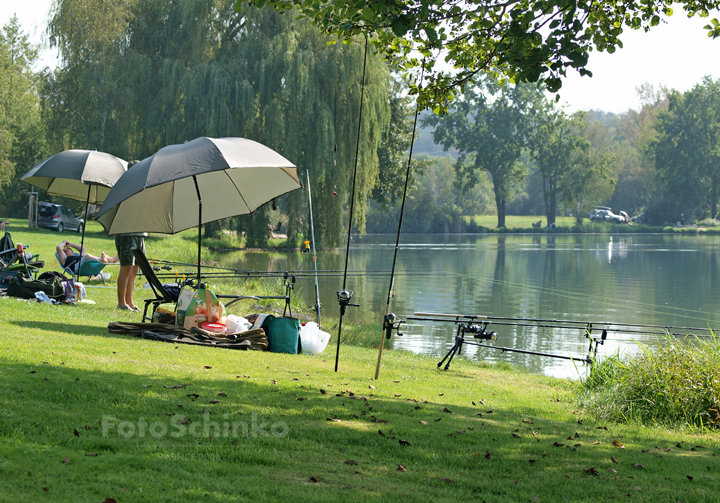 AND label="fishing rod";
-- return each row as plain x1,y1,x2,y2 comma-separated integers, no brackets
335,35,368,372
375,61,426,380
409,312,718,338
306,168,321,327
405,313,605,371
